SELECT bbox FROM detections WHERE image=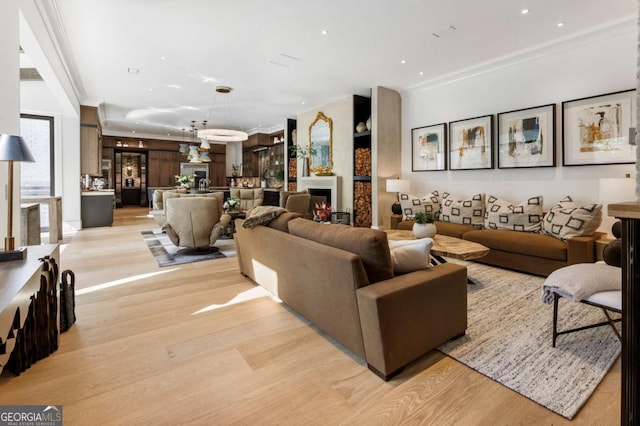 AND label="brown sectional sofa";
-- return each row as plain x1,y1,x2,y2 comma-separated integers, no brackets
234,214,468,380
390,215,602,276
